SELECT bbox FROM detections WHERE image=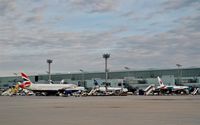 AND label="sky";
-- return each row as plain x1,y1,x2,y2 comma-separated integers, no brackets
0,0,200,76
